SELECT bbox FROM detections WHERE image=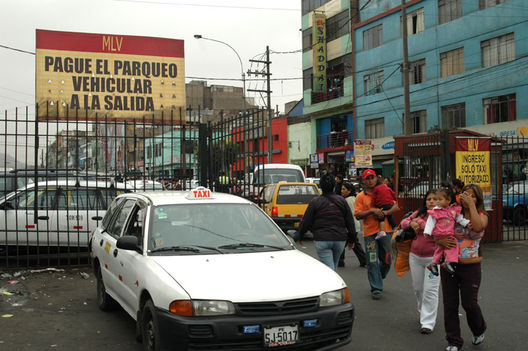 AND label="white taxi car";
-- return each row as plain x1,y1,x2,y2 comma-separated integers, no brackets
0,180,129,247
90,187,354,351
